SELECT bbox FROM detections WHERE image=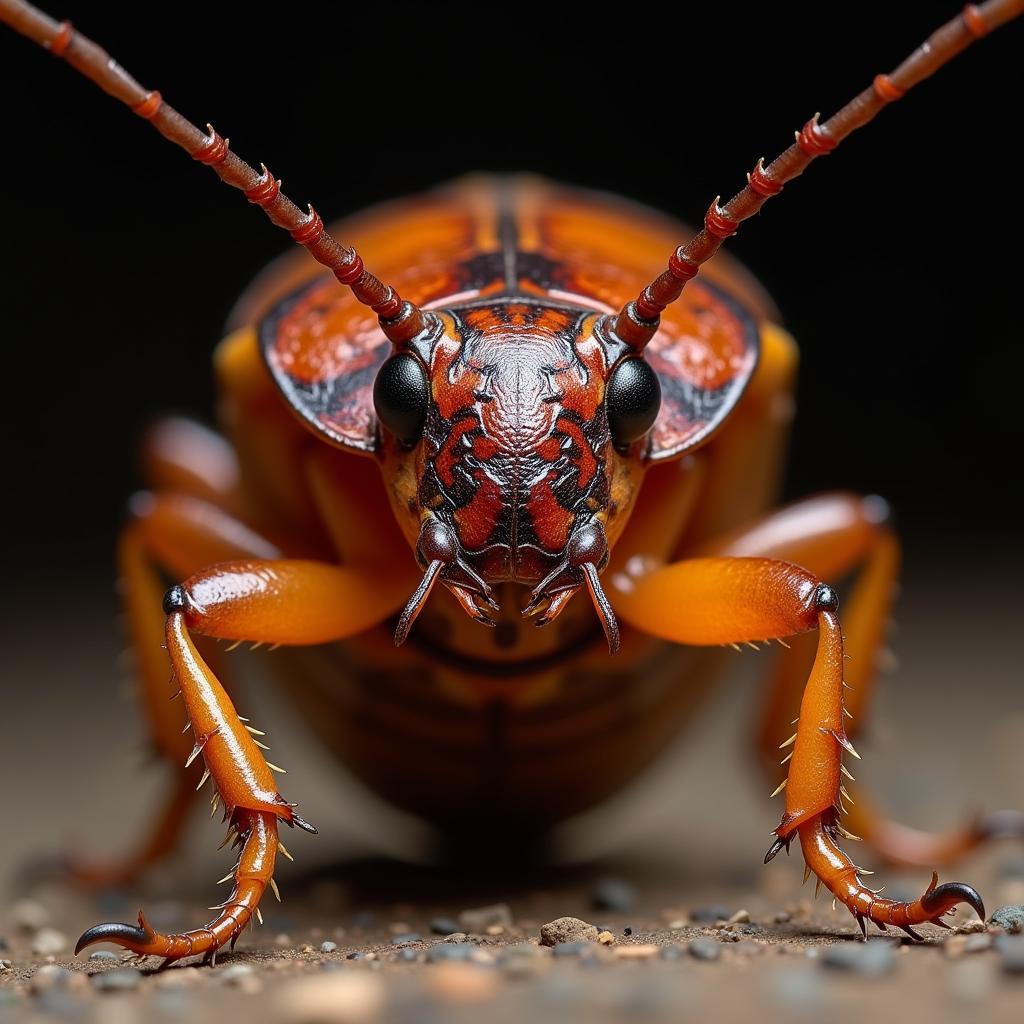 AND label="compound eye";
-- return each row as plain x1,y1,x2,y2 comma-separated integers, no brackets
373,354,429,446
606,357,661,447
